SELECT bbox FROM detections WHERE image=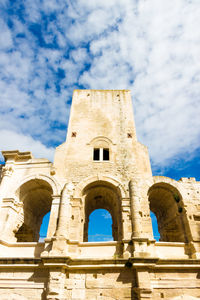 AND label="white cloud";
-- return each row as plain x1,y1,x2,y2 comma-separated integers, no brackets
0,0,200,171
102,211,112,220
77,0,200,167
70,48,88,64
88,234,113,242
0,20,13,50
0,130,54,161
